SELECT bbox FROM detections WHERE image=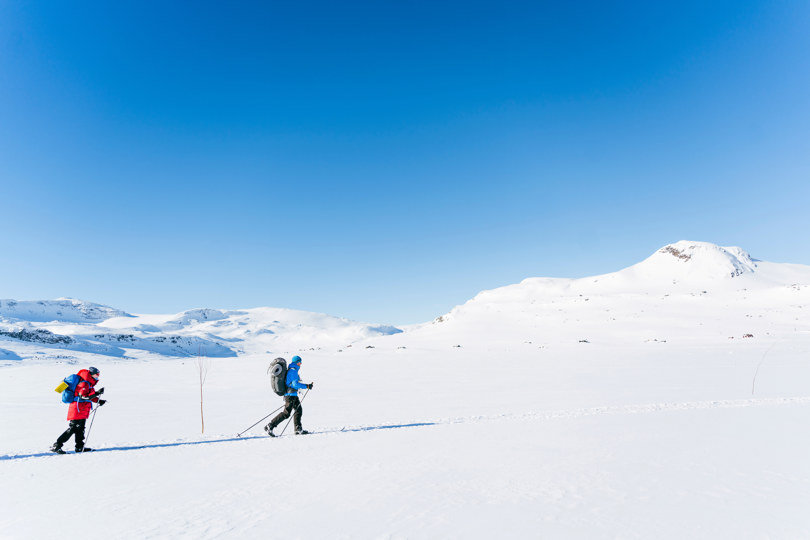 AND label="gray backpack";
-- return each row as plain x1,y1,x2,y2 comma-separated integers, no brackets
267,357,288,396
